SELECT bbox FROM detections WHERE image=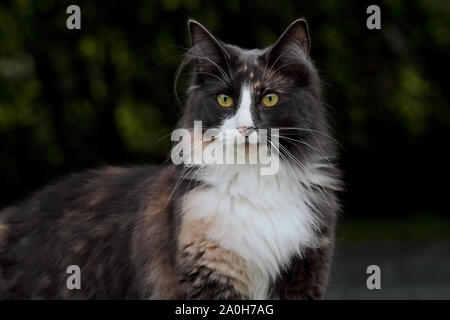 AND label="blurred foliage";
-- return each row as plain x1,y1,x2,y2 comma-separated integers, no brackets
0,0,449,223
